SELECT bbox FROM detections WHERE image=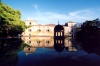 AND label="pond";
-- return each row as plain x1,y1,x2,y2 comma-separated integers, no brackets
0,37,100,66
